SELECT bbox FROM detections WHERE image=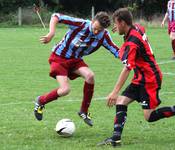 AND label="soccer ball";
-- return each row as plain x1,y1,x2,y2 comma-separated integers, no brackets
55,119,75,137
